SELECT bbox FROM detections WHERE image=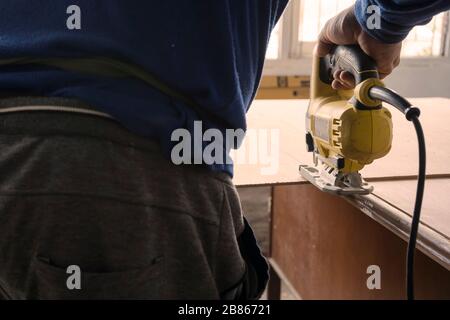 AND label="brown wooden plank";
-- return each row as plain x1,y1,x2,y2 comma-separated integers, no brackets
371,178,450,242
271,184,450,299
345,192,450,270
